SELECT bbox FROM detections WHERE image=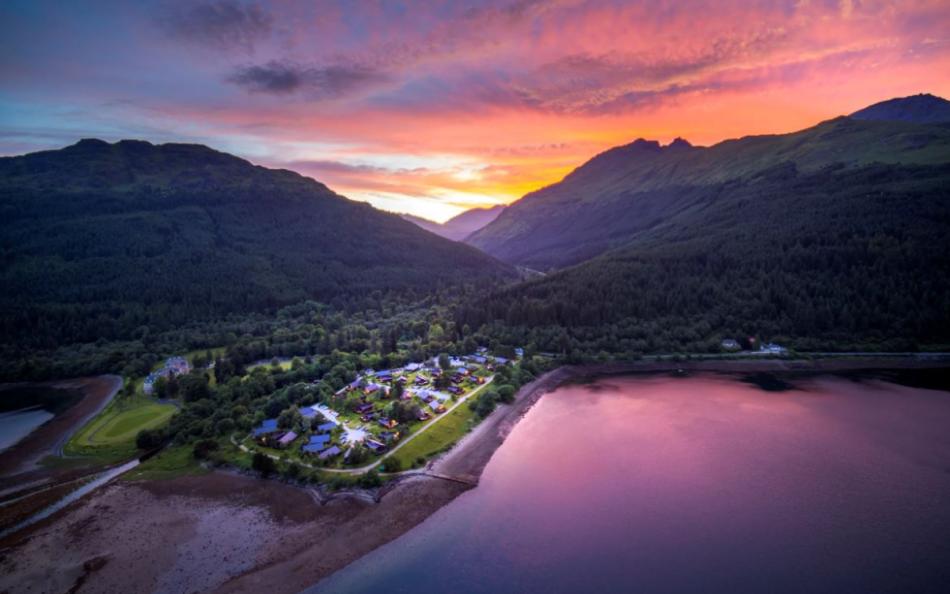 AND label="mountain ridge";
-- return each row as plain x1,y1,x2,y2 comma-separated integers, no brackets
467,95,950,269
402,204,506,241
